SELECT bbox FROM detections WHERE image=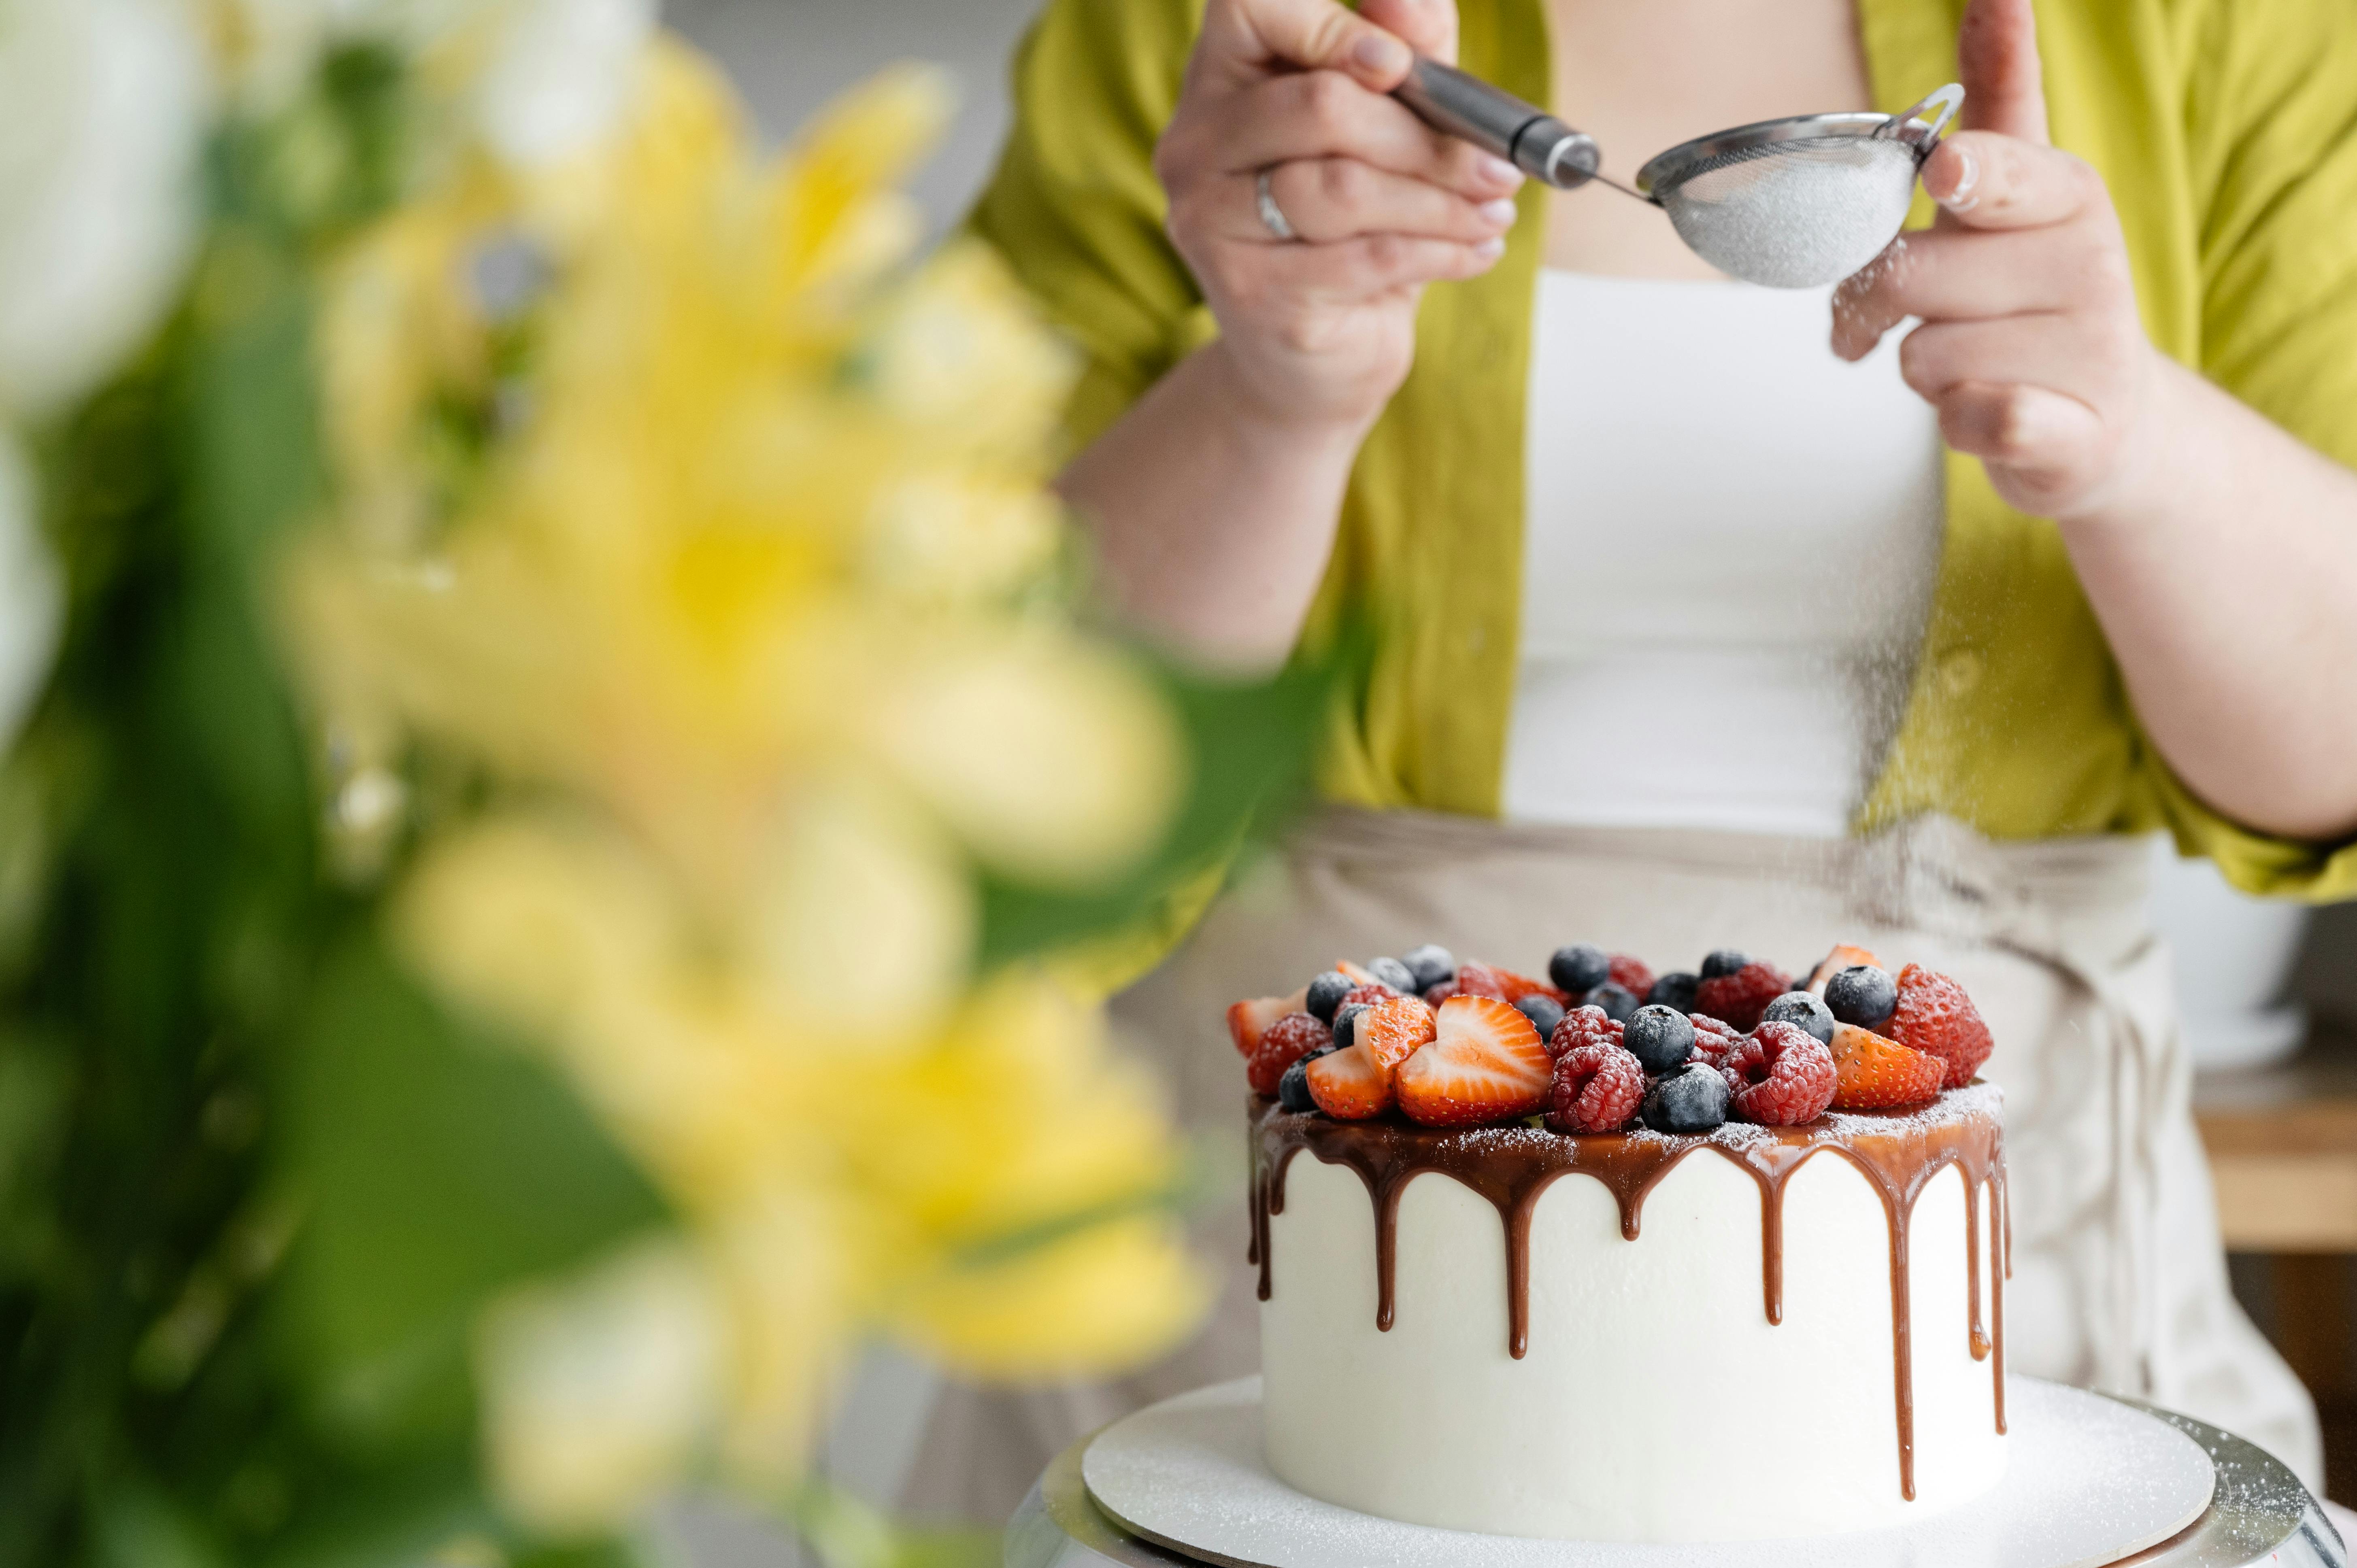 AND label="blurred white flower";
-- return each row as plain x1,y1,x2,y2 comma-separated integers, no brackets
0,0,207,419
0,431,59,753
467,0,654,168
